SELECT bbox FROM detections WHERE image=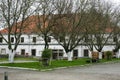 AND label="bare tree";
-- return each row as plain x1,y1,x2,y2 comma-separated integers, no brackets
35,0,57,49
84,0,115,59
52,0,90,61
112,6,120,58
0,0,36,63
